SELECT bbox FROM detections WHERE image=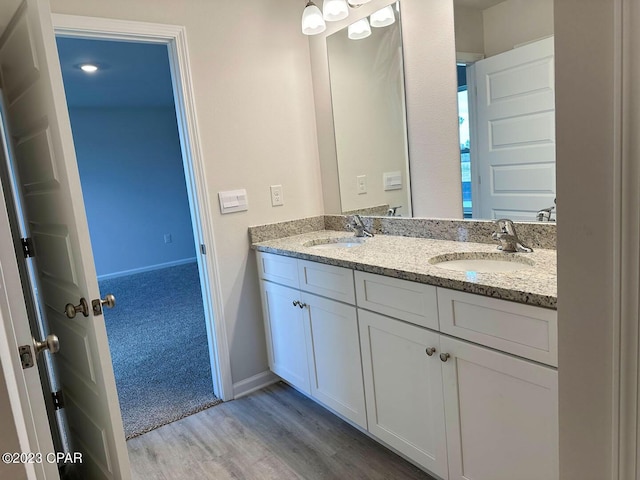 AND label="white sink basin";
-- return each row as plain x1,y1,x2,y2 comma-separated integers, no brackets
429,252,534,273
303,237,367,249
